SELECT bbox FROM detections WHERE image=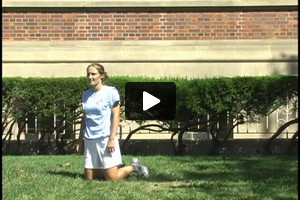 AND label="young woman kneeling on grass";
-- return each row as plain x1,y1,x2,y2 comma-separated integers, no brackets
76,63,149,181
